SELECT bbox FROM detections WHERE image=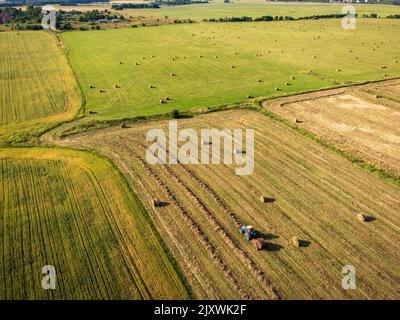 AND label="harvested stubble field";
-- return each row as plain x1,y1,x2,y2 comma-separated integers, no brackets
0,148,190,299
264,79,400,177
54,109,400,299
61,19,400,121
0,32,81,144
